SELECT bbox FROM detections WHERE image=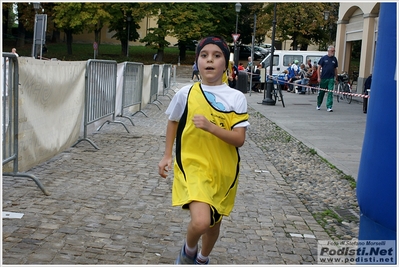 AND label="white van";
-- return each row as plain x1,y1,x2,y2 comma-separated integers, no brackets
260,50,326,74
